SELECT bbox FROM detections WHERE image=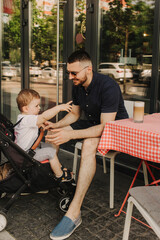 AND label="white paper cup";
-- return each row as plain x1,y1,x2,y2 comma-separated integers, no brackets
133,101,145,123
